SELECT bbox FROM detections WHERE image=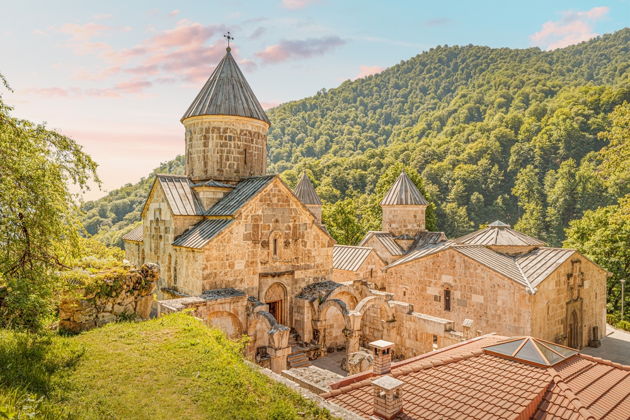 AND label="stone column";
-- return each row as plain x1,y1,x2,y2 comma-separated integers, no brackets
345,328,360,354
269,346,291,373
